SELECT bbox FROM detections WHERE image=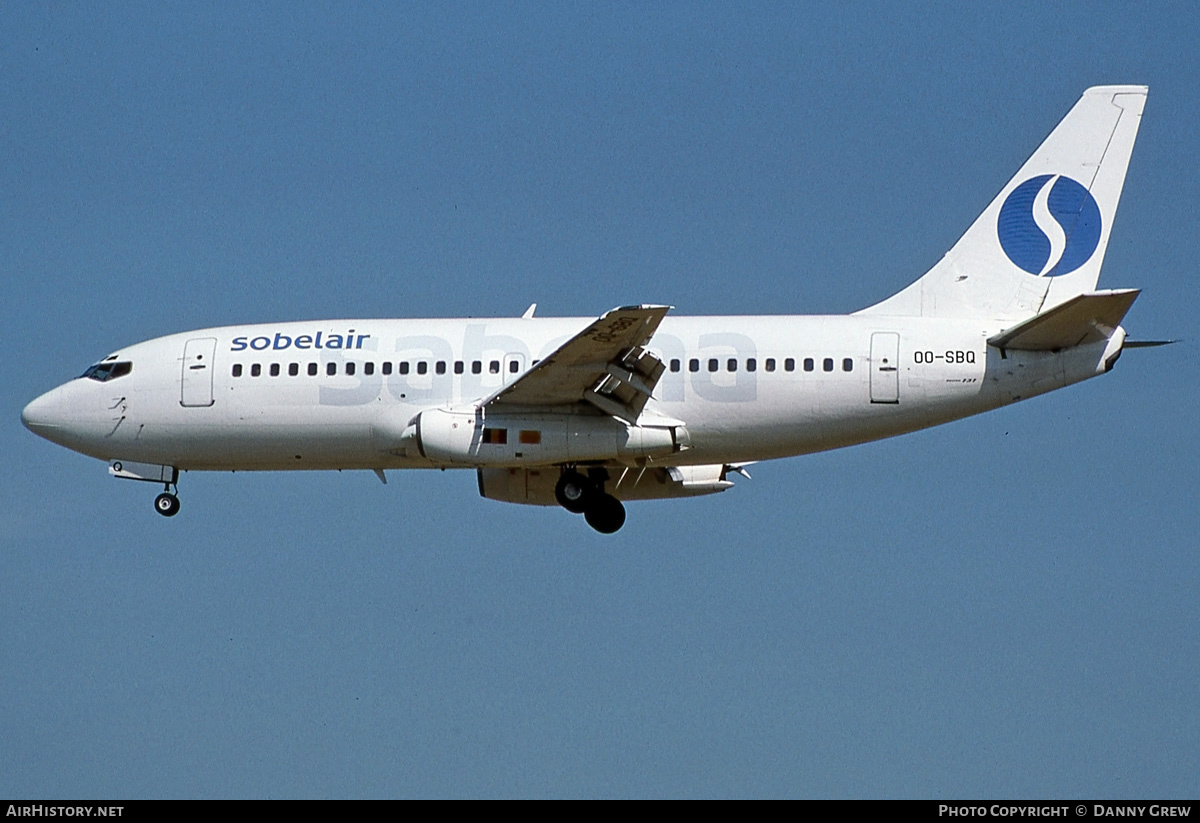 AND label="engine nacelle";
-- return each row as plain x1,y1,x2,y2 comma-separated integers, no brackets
402,408,689,467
